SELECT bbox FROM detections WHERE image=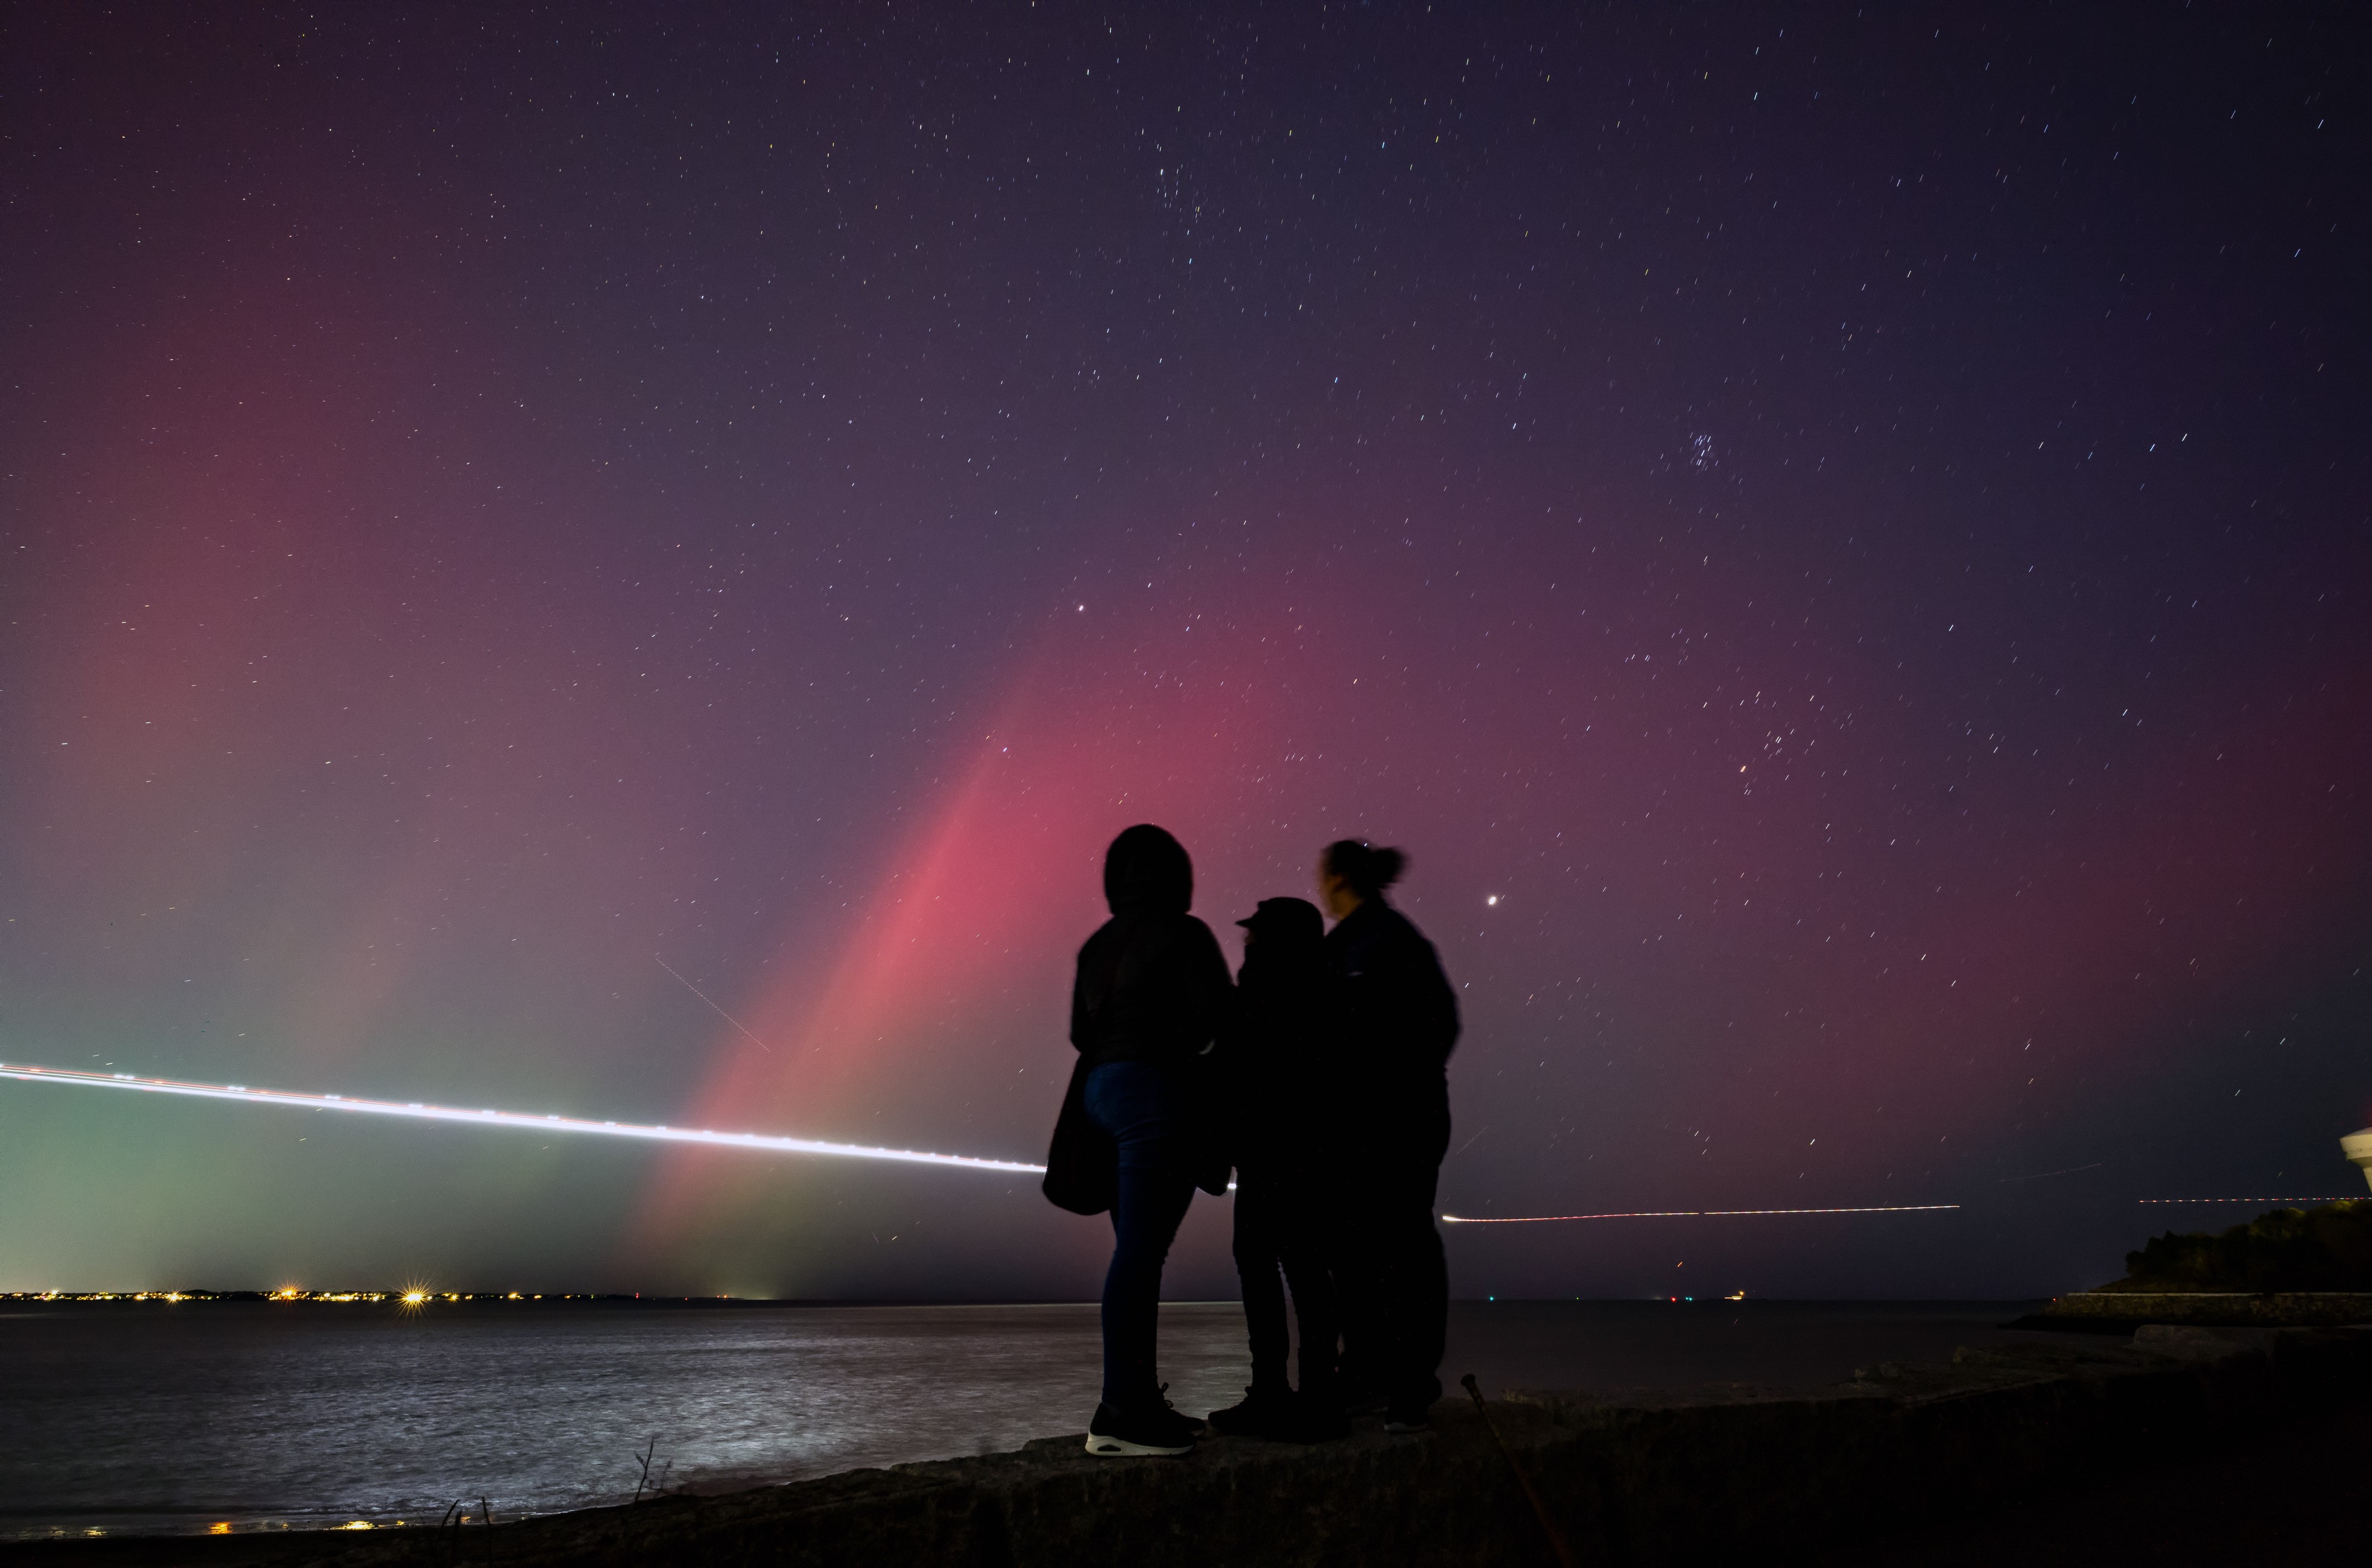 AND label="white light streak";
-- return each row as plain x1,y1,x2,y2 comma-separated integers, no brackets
0,1062,1045,1175
1440,1204,1961,1224
2137,1197,2359,1205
